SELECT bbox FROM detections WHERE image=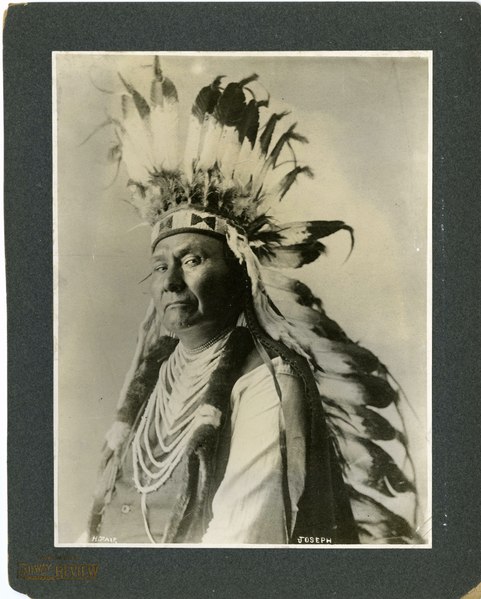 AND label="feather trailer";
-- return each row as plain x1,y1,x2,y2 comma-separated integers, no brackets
346,469,417,531
253,277,418,541
261,268,356,345
308,340,384,377
261,287,349,343
260,269,387,373
311,338,384,375
295,332,415,535
257,266,419,541
311,332,417,535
